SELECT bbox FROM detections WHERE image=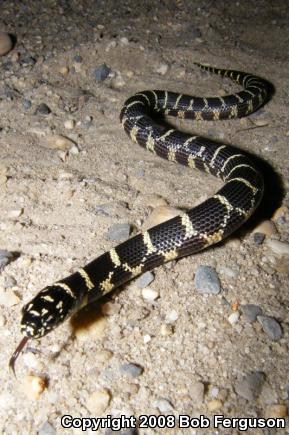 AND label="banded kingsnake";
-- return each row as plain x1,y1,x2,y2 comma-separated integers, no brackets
10,63,272,373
